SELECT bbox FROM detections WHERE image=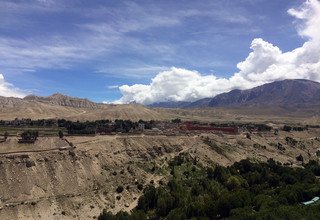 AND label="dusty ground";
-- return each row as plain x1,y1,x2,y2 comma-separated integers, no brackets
0,128,319,219
155,107,320,125
0,137,68,154
0,102,170,121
